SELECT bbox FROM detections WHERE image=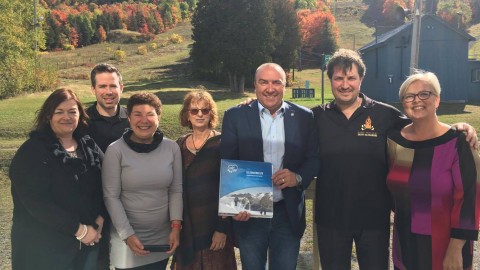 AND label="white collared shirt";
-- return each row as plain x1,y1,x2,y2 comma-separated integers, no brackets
258,102,285,202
